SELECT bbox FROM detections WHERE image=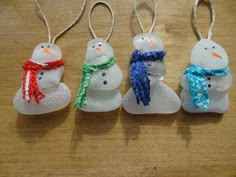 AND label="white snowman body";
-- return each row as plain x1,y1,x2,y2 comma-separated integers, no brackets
13,43,71,115
79,39,123,112
180,39,232,113
123,33,181,114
